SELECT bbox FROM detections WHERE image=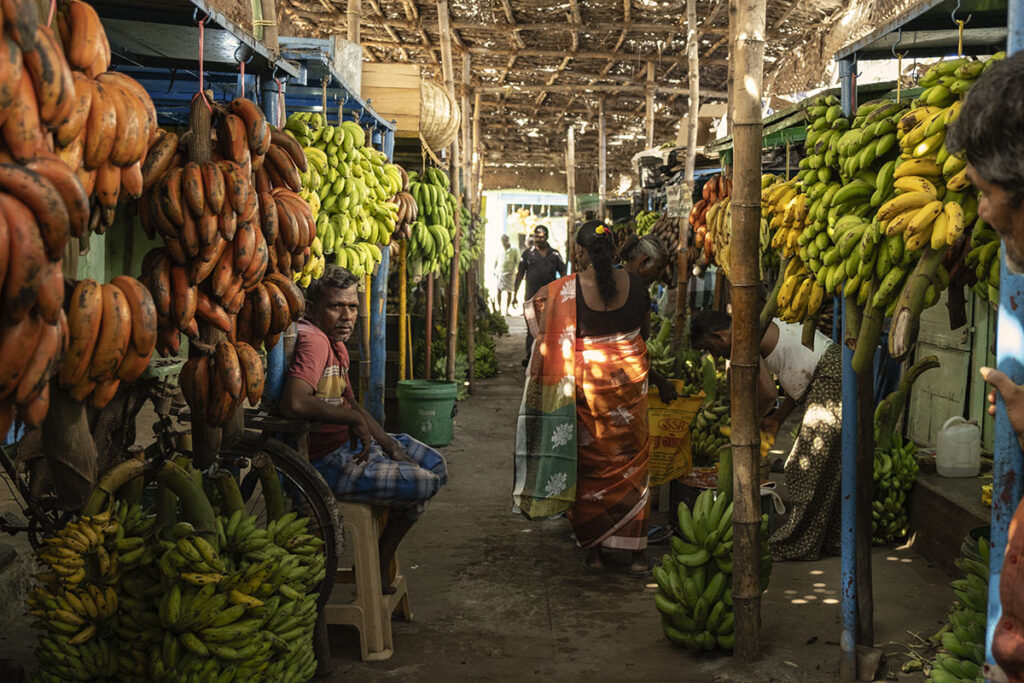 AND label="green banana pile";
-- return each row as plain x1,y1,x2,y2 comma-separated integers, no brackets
408,167,459,276
965,221,1000,304
634,210,660,235
285,112,401,277
871,433,918,545
652,492,771,651
28,458,326,683
440,204,485,277
926,534,990,683
689,402,730,468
